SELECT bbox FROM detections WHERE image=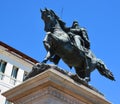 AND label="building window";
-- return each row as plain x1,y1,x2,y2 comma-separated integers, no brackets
5,100,12,104
10,66,18,85
11,66,18,79
0,60,7,80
